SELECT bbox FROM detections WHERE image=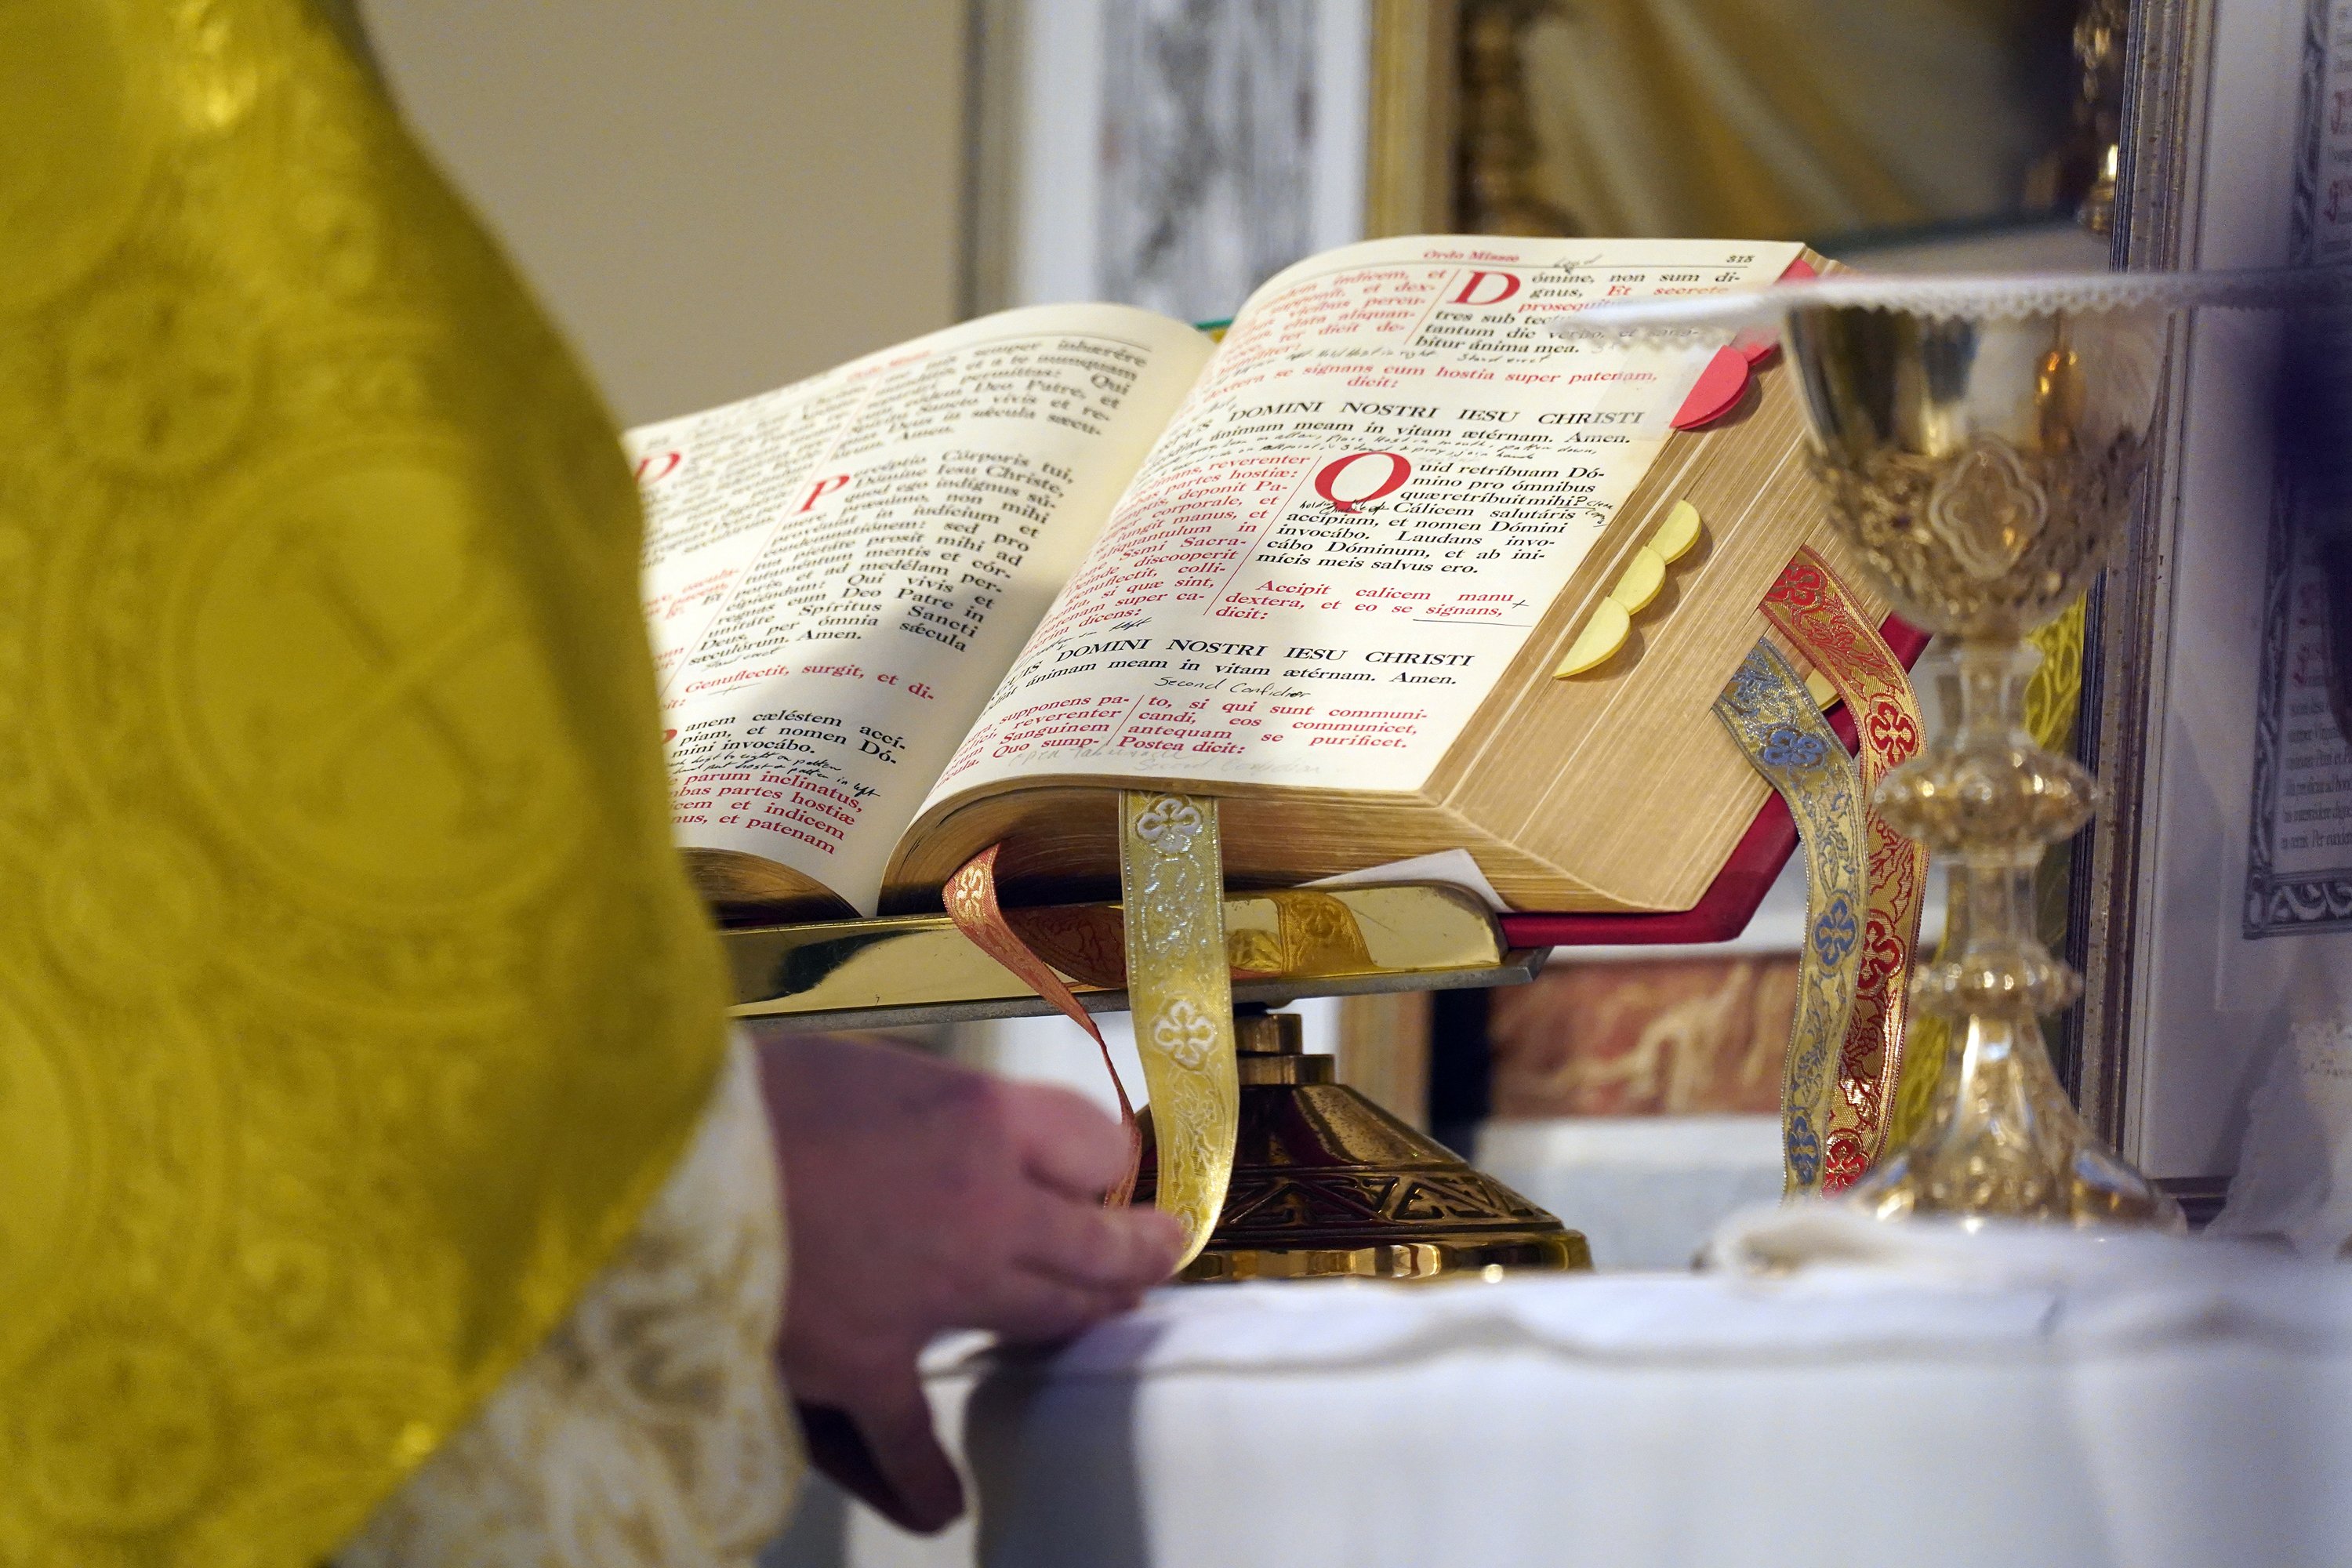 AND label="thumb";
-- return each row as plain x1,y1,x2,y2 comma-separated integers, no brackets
800,1374,965,1534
